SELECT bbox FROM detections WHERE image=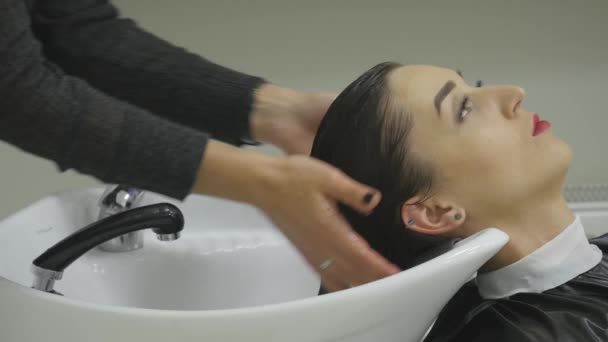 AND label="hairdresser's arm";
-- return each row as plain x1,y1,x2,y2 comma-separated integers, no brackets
23,0,397,286
30,0,328,152
30,0,260,145
0,0,206,199
249,83,335,154
193,140,401,290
